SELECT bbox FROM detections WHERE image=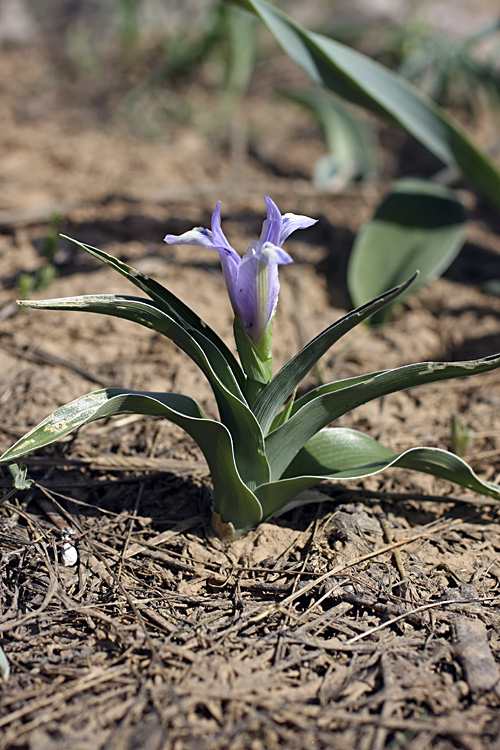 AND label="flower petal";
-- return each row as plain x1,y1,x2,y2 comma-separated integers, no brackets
233,242,292,343
164,227,217,249
233,252,275,342
208,202,241,303
164,203,239,258
253,241,293,266
163,198,315,346
210,202,236,255
279,212,318,245
164,203,241,310
258,196,283,247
